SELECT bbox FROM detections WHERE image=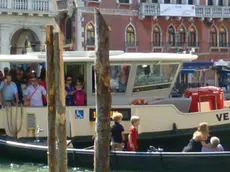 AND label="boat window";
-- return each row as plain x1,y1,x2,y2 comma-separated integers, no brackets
65,63,85,84
92,65,131,93
133,63,179,92
64,63,87,106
